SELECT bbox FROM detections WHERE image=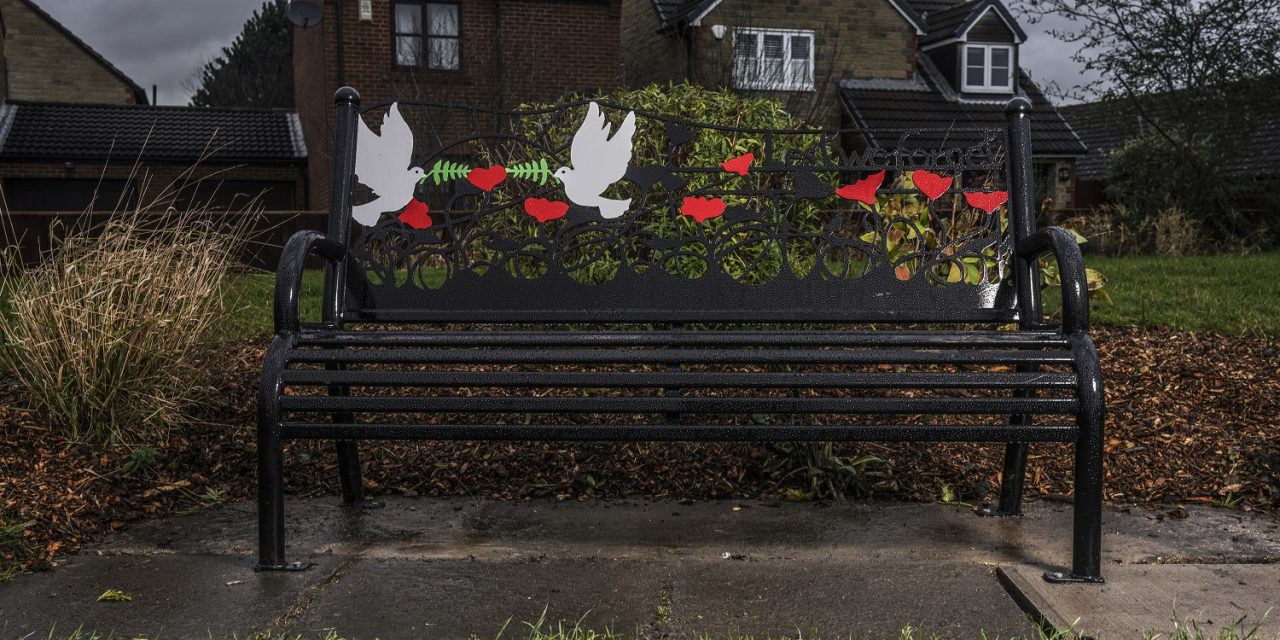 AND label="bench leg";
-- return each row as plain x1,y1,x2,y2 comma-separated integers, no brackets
257,335,309,571
256,422,289,570
994,441,1028,515
329,368,366,505
1045,334,1105,584
981,382,1032,517
336,439,365,505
